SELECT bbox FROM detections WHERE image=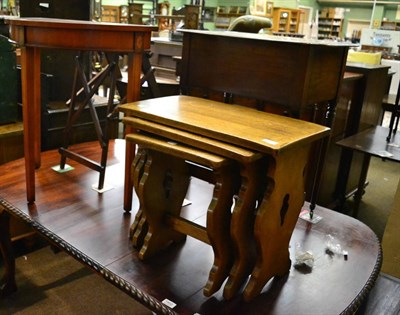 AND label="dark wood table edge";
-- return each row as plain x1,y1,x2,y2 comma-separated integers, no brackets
304,203,383,315
0,194,383,314
0,198,177,315
336,126,400,162
343,241,382,314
